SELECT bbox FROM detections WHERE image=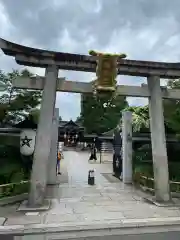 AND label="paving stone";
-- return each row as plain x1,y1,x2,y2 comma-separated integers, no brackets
75,188,100,193
80,211,125,221
132,195,144,201
50,152,180,224
101,192,136,201
124,203,154,209
100,192,121,196
44,213,83,223
18,200,50,212
61,192,102,198
121,208,180,219
0,217,6,225
100,205,134,212
122,216,180,227
18,236,44,240
73,206,106,214
3,151,180,228
152,209,180,217
25,212,39,216
101,193,137,201
95,200,120,206
144,196,180,207
81,196,112,202
51,200,66,208
66,202,96,210
5,215,42,225
0,204,20,218
122,211,156,219
59,197,82,203
82,193,102,197
101,189,131,194
73,204,137,214
49,206,73,214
